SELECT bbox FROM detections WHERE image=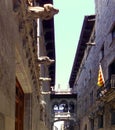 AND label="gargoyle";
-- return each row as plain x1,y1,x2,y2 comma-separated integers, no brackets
37,56,55,65
28,4,59,20
27,0,33,6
